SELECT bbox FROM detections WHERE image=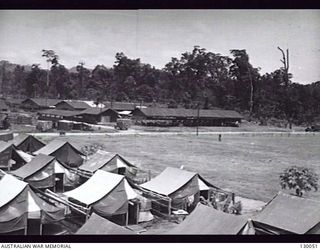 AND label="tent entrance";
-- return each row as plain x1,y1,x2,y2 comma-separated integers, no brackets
128,201,139,225
106,213,127,226
55,173,64,193
27,218,41,235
